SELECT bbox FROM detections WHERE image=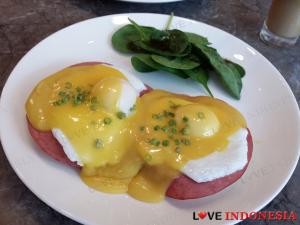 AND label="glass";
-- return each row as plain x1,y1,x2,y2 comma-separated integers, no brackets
260,0,300,47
